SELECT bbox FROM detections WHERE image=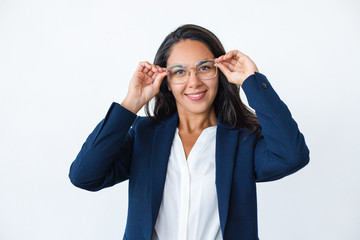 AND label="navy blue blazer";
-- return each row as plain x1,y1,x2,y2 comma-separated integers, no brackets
69,72,310,240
